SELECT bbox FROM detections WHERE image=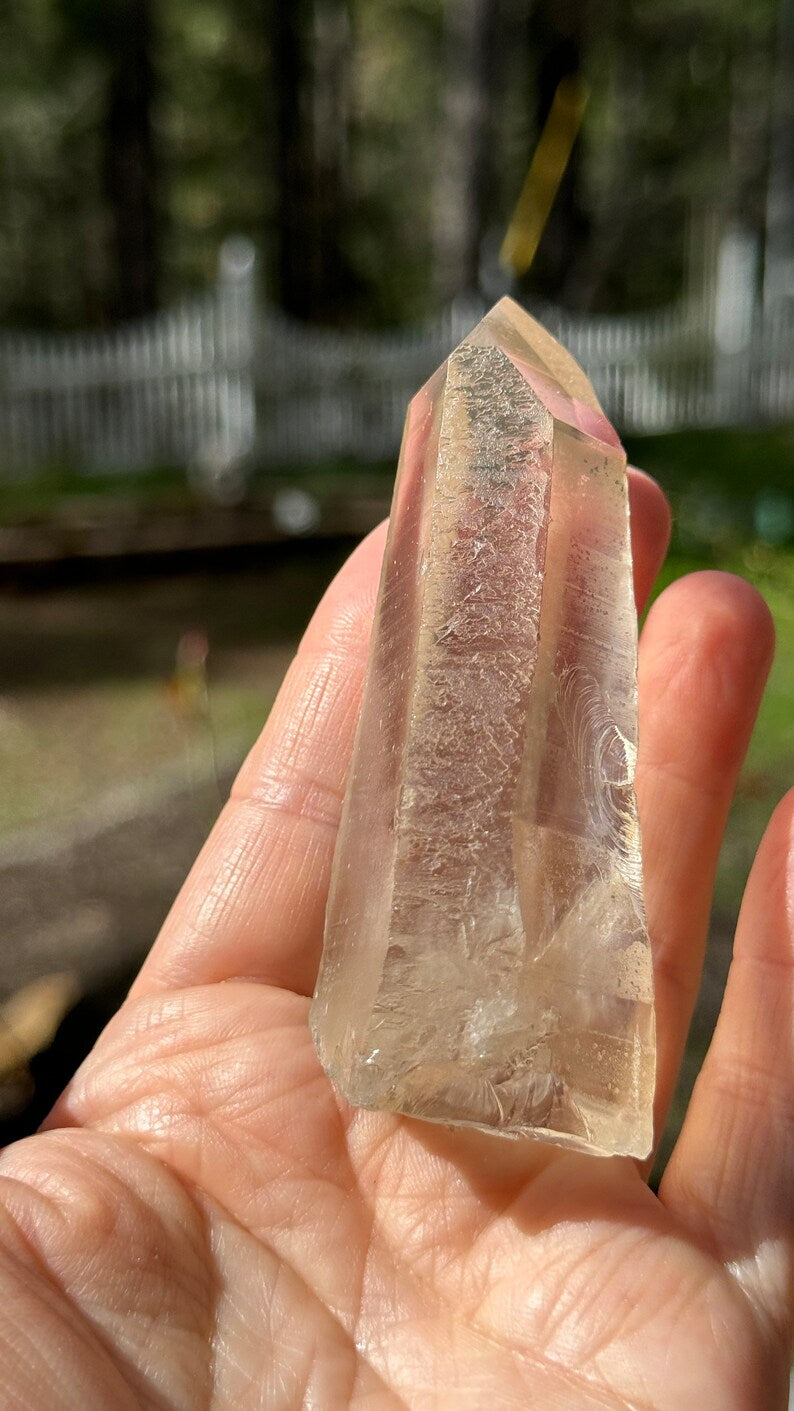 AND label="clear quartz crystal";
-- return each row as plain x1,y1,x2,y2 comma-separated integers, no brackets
310,297,655,1159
